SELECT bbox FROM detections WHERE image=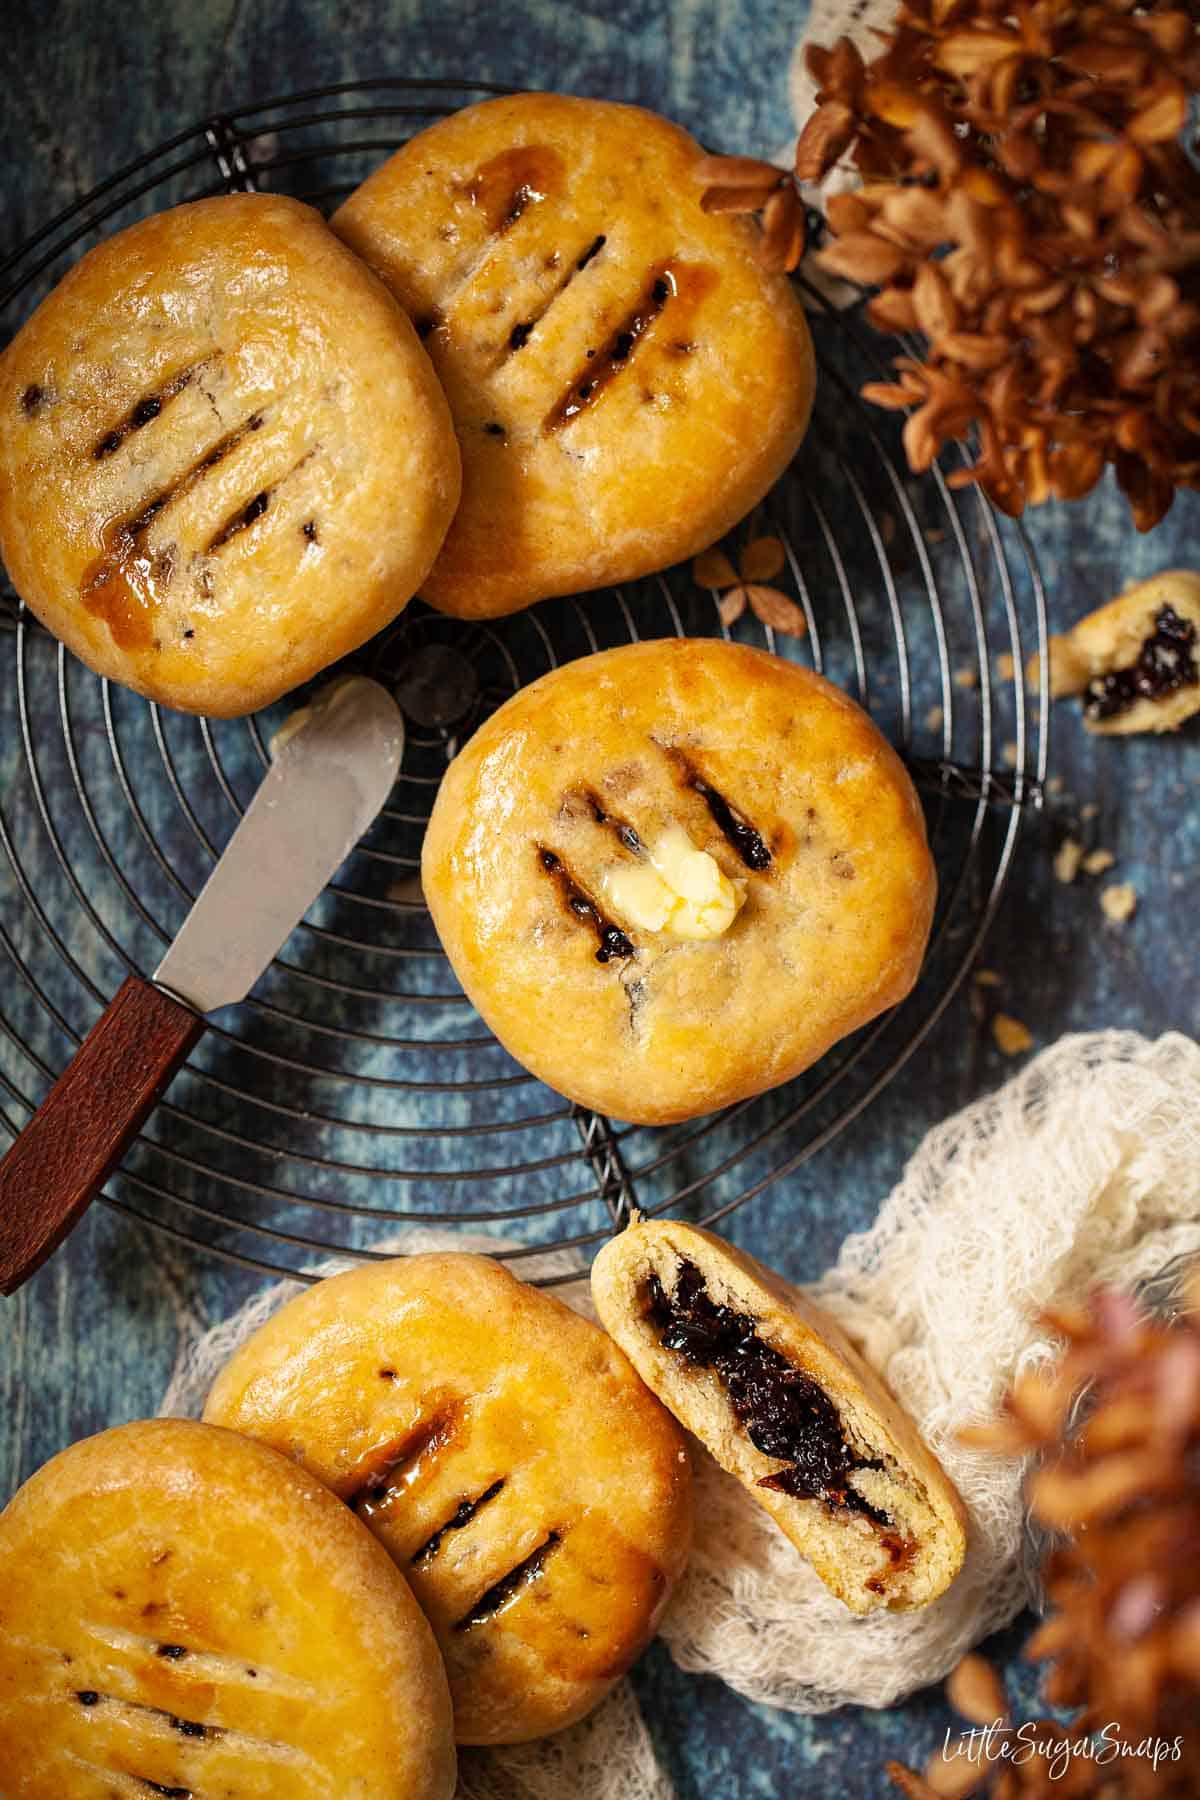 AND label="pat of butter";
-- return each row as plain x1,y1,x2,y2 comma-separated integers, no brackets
603,825,745,940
